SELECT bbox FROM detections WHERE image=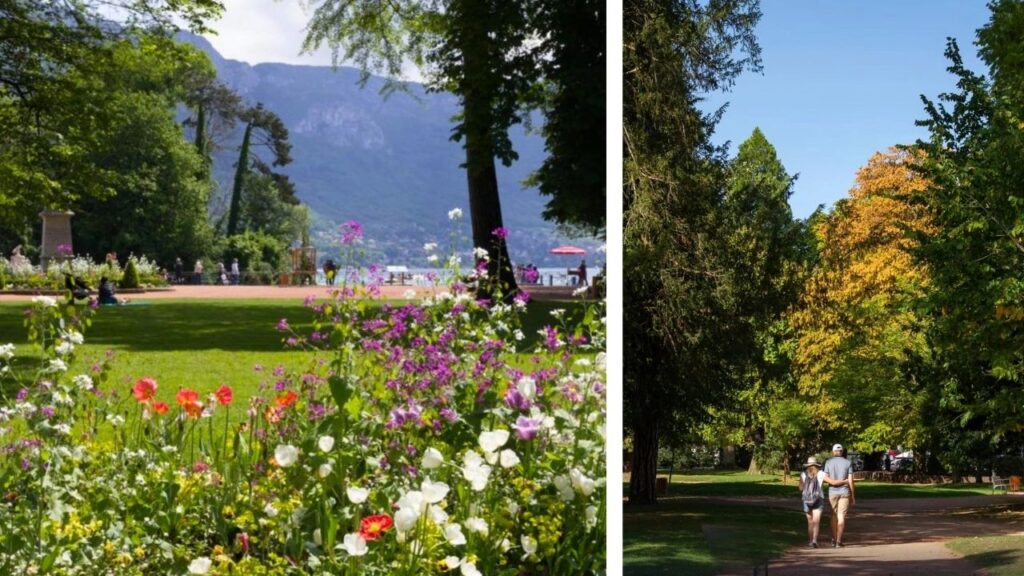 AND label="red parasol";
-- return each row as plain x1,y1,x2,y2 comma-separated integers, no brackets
549,246,586,255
